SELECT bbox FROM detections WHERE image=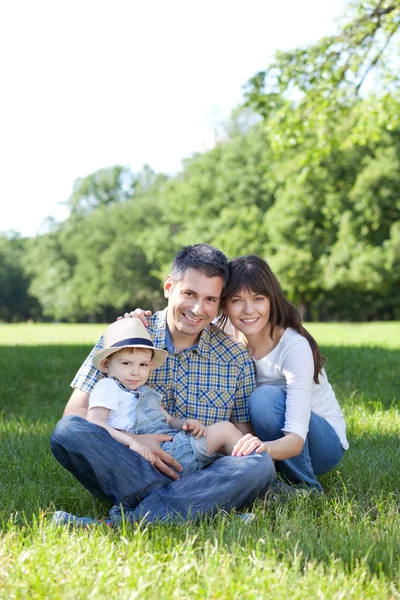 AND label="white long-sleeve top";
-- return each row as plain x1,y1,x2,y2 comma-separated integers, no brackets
254,328,349,450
